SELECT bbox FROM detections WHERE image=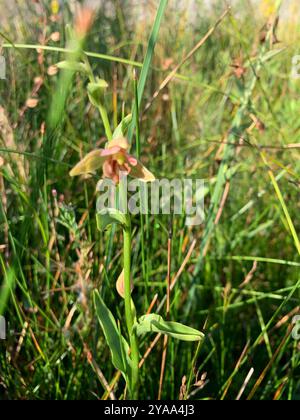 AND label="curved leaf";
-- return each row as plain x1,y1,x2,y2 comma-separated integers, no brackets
112,114,132,140
134,314,204,342
93,290,131,376
96,208,130,232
